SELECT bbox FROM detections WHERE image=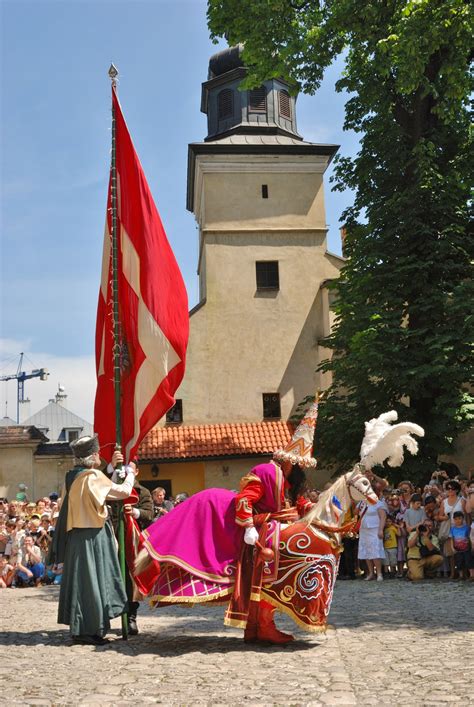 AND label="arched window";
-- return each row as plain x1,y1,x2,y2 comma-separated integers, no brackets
218,89,233,120
249,87,267,113
278,90,291,119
